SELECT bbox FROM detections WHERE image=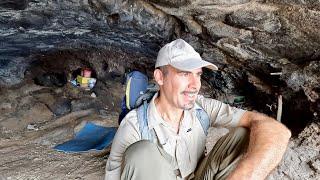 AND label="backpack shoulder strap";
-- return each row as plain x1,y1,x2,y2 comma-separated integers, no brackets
137,101,152,140
195,103,210,135
137,101,210,138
